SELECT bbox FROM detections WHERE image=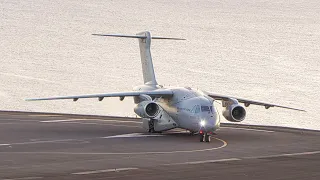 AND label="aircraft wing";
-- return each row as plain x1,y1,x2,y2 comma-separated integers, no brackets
26,90,173,101
204,91,305,112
